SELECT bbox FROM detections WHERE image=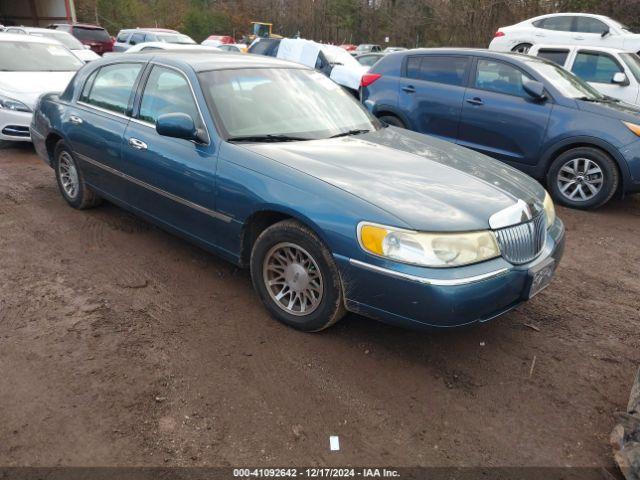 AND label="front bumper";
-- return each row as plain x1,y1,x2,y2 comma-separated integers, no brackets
0,110,32,142
335,218,565,329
